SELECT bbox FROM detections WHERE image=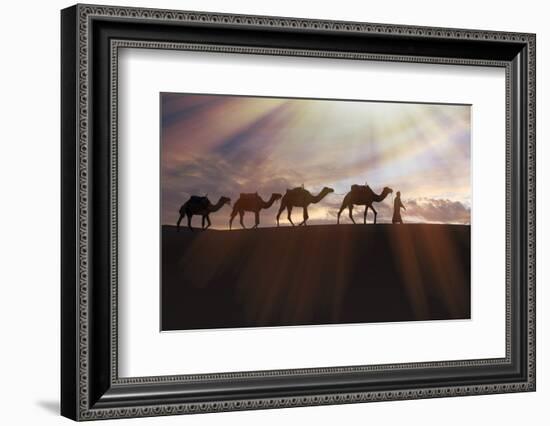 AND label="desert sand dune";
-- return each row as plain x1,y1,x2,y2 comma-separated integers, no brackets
161,224,470,331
